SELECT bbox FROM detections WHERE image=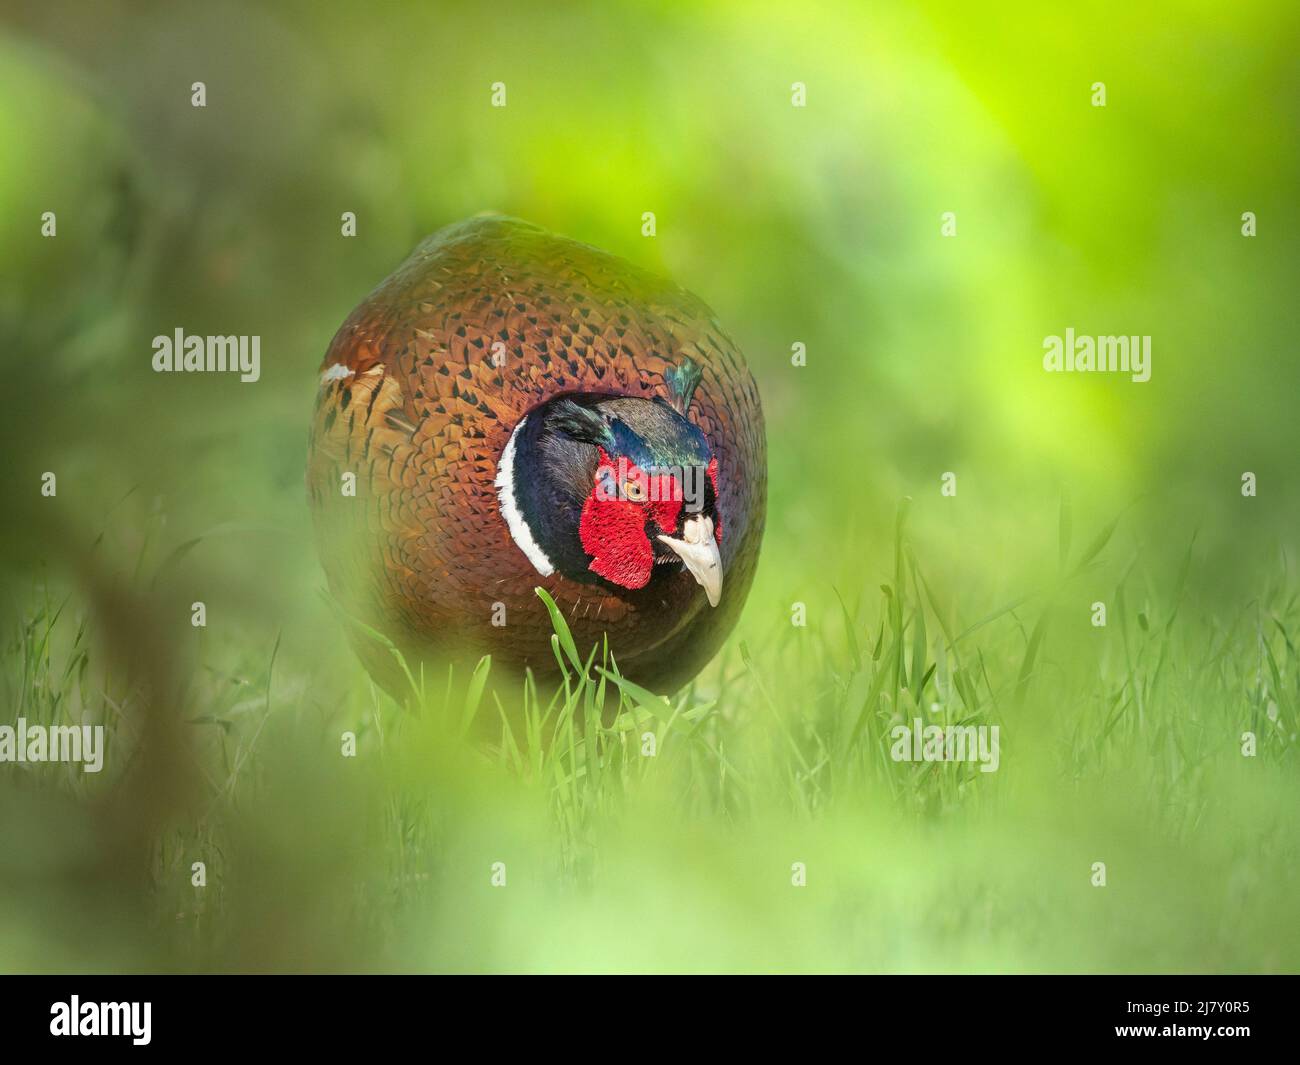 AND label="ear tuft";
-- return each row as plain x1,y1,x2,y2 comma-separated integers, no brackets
665,356,703,414
547,399,615,446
